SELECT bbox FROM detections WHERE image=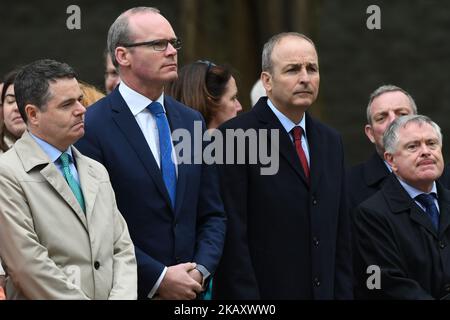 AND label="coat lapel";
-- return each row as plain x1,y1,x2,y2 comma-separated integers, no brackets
253,99,308,187
72,147,99,221
109,90,173,209
304,113,323,193
437,183,450,236
363,152,390,188
383,174,438,238
16,132,88,230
